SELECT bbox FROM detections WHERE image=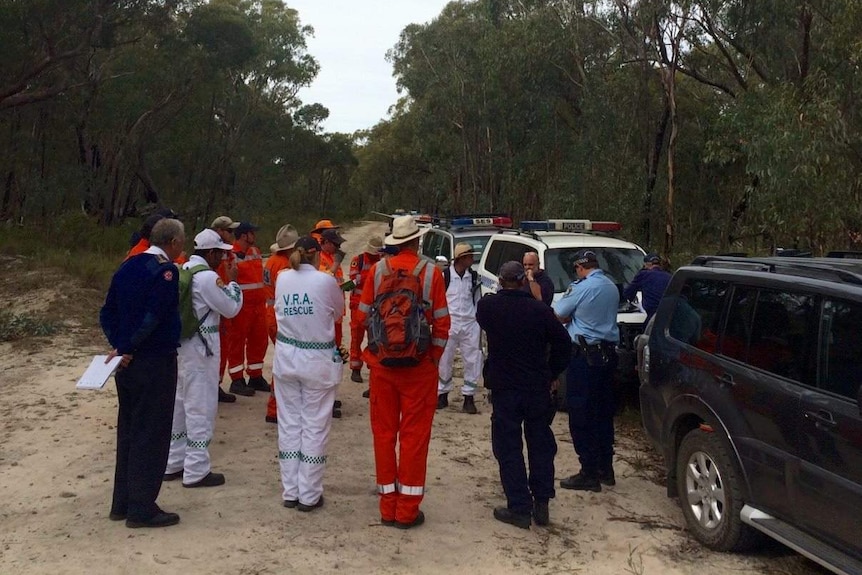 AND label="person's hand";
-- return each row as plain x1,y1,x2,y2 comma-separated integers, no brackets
106,349,133,369
338,346,349,363
333,250,346,265
525,268,535,282
226,256,239,283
